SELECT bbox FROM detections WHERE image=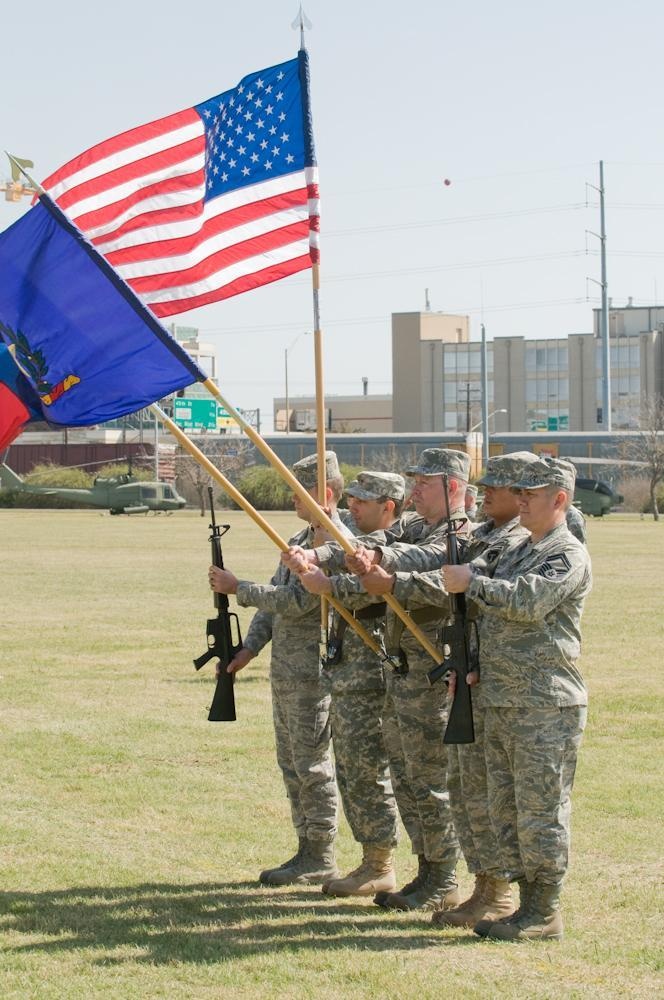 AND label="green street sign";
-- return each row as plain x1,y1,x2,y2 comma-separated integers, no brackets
173,398,218,431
